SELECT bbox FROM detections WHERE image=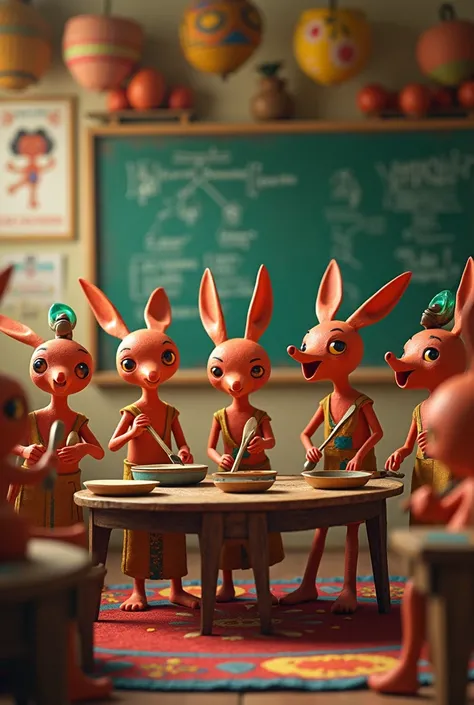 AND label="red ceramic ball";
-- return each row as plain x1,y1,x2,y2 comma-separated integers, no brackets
127,68,166,110
168,86,195,110
458,81,474,109
399,83,432,118
431,87,454,109
356,84,389,115
107,88,129,112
